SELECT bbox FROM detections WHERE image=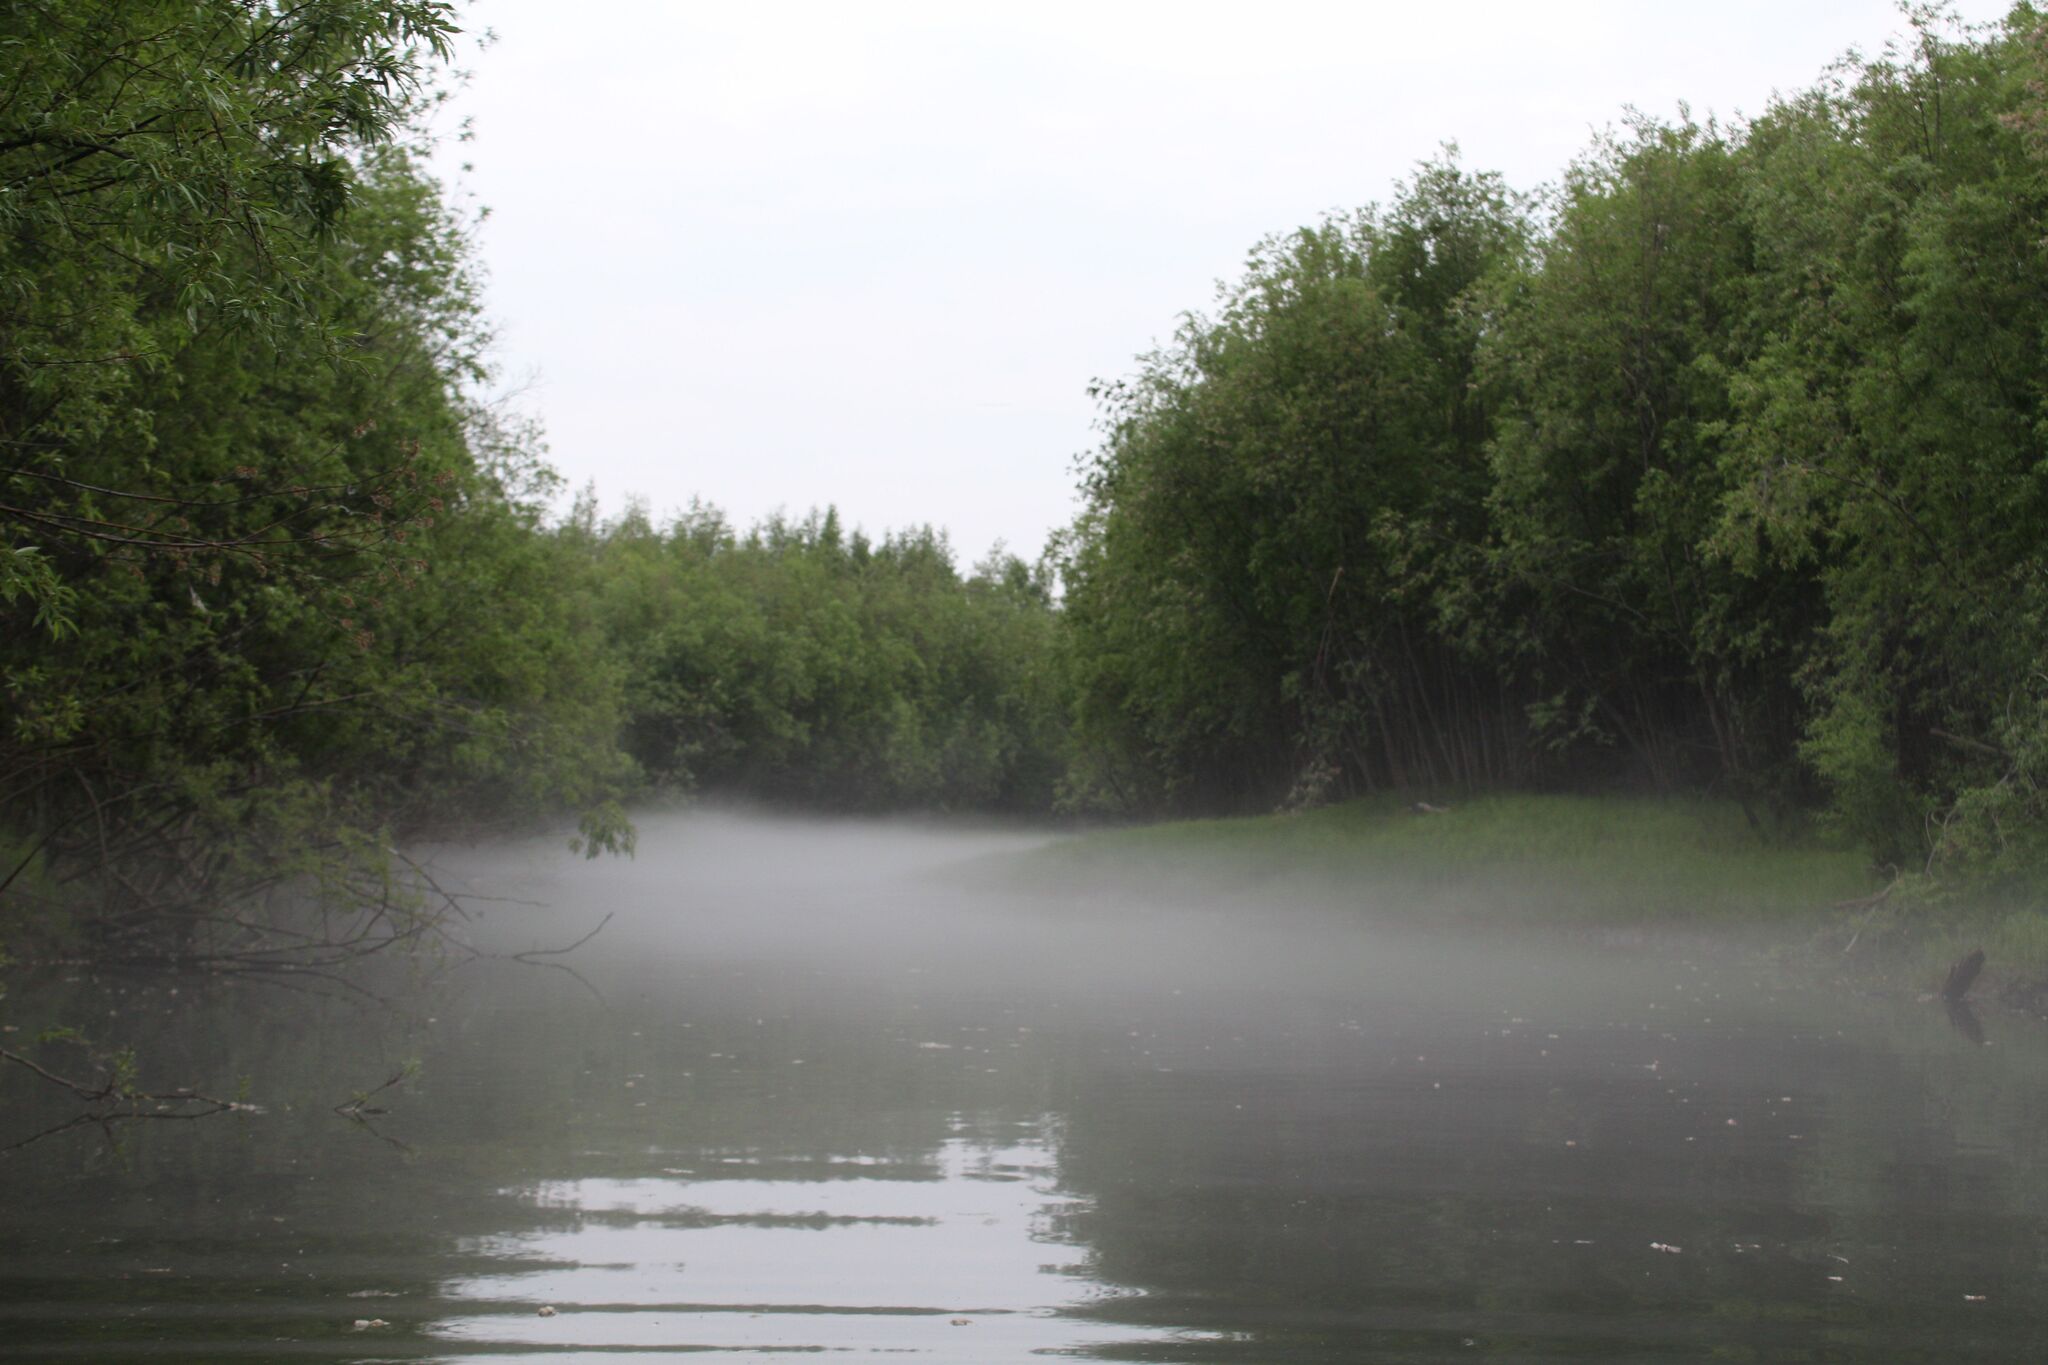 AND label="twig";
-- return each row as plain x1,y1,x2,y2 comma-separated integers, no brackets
0,1045,252,1155
511,913,613,963
0,1044,247,1111
334,1064,415,1118
389,848,474,923
0,1045,108,1101
2,1103,246,1155
1839,872,1901,954
339,1111,414,1155
1929,727,2009,759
